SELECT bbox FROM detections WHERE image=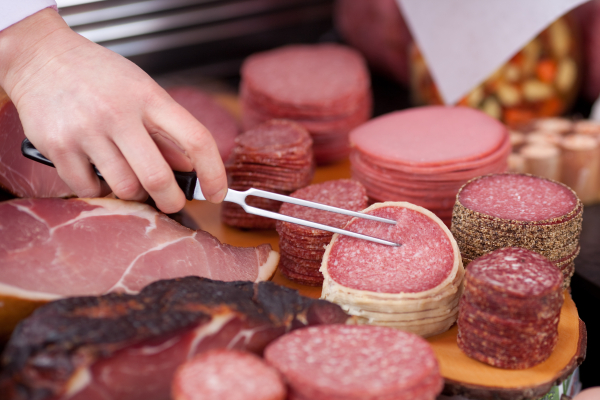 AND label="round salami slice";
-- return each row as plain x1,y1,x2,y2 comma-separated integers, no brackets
172,349,286,400
264,325,443,400
323,202,457,294
166,87,239,162
457,173,579,222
